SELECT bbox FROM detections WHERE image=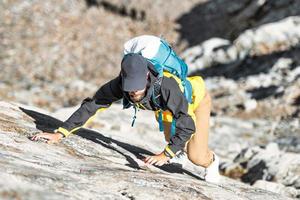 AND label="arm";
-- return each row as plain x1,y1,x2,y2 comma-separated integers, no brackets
56,75,123,137
161,77,196,158
31,75,123,142
144,77,195,166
